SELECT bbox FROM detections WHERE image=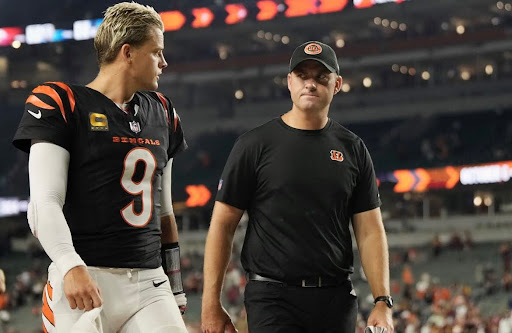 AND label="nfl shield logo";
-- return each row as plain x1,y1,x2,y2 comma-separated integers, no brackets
129,121,141,134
